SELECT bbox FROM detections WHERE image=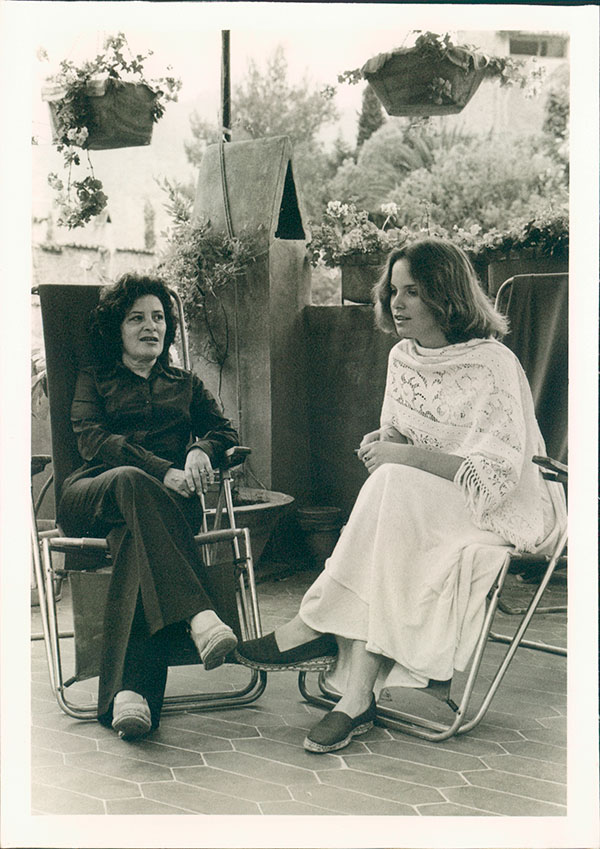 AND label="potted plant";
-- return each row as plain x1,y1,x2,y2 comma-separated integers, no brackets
308,201,402,303
41,32,181,228
339,31,541,118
